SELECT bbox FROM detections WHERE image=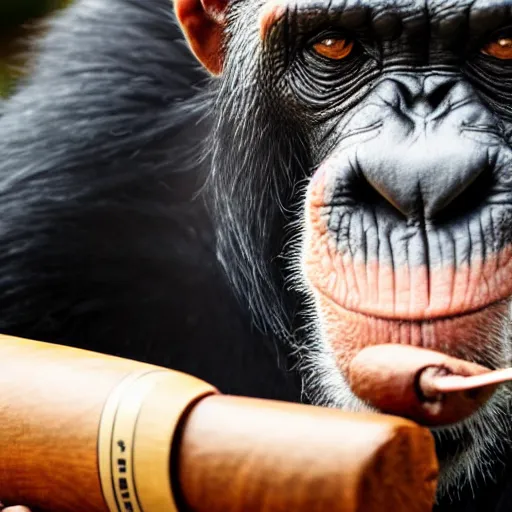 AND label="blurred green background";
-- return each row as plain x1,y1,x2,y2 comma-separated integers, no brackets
0,0,71,96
